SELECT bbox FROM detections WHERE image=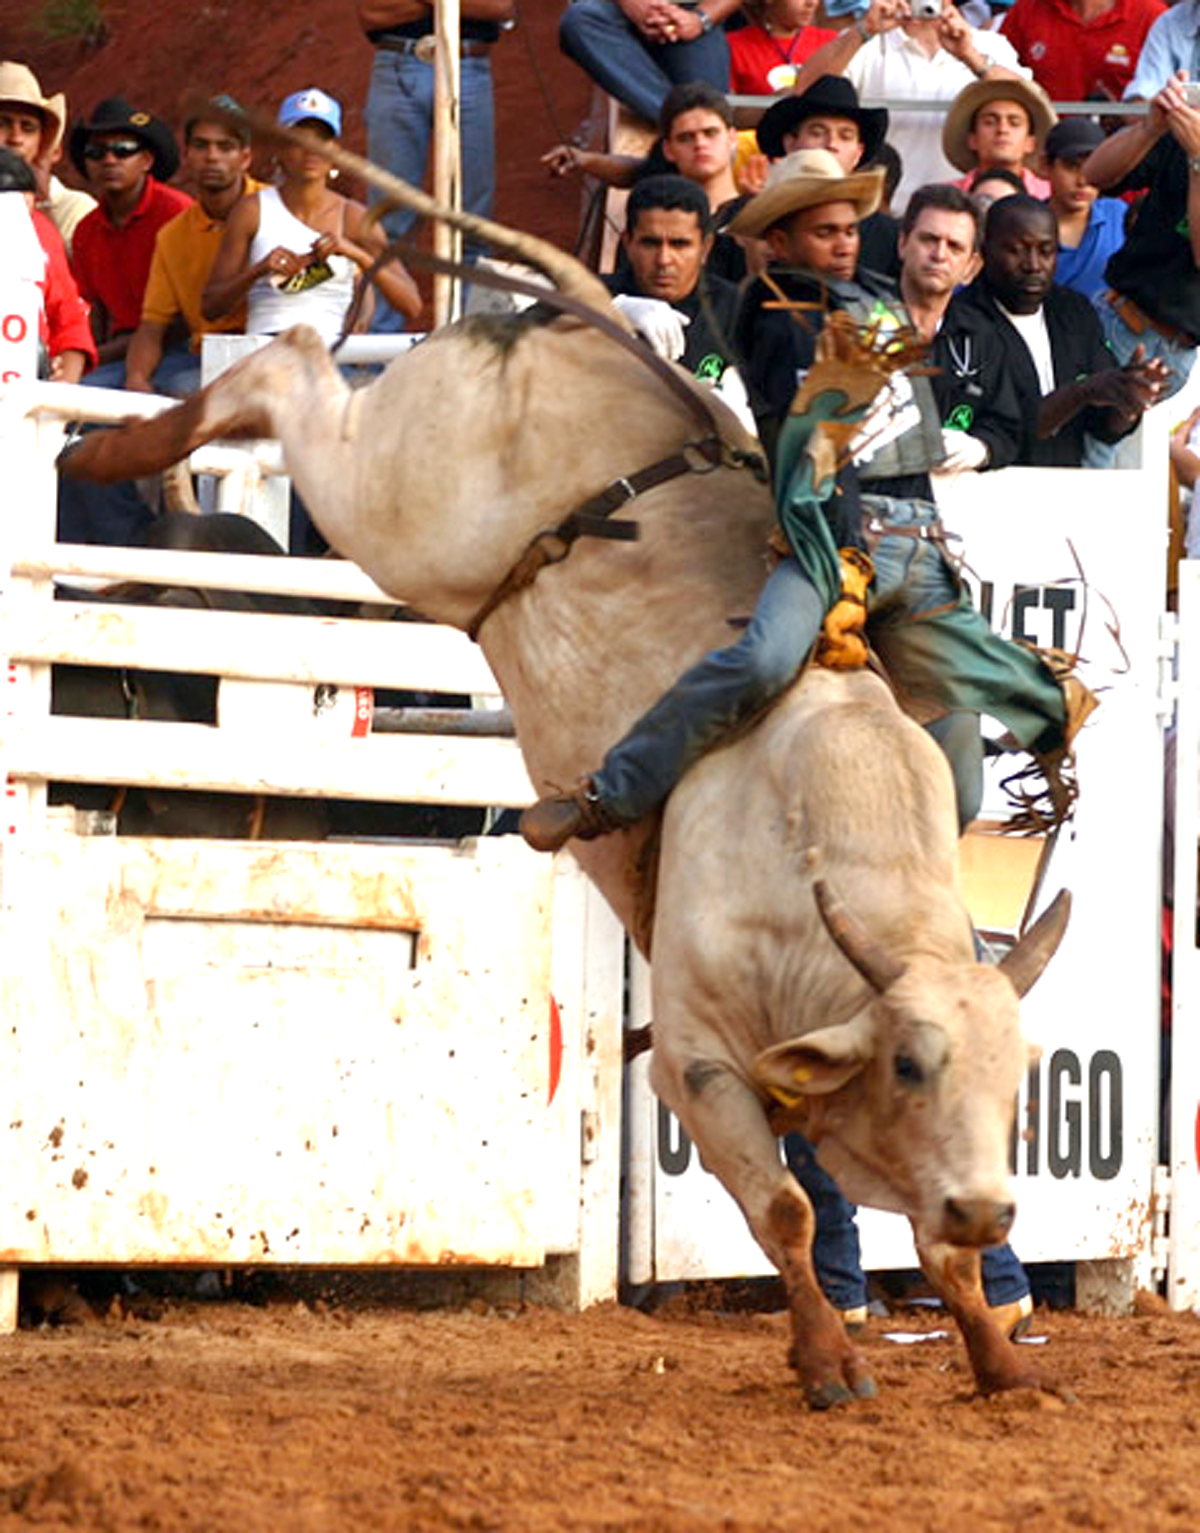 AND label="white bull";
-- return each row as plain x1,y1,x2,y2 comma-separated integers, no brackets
62,133,1069,1407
